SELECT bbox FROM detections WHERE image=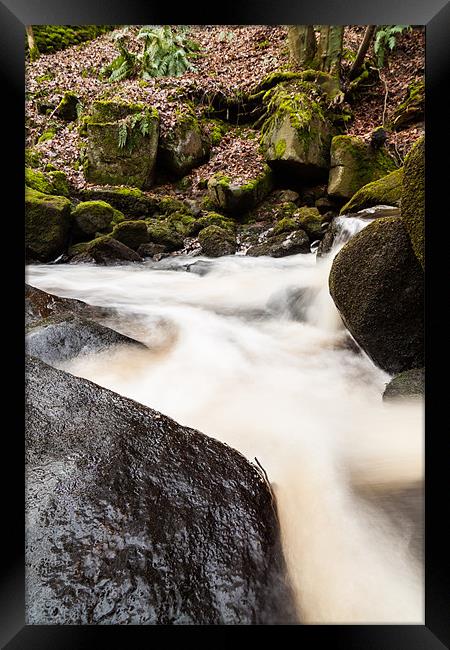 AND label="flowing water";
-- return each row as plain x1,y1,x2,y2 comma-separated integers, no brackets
27,214,424,624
